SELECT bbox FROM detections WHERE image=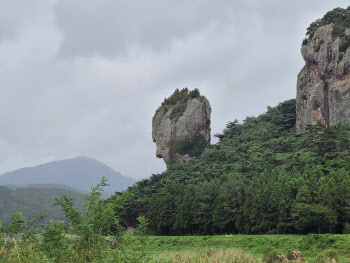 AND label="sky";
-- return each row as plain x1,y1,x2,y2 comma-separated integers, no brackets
0,0,349,179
